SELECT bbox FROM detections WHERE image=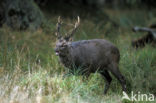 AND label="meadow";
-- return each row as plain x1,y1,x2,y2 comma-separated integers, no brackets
0,8,156,103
